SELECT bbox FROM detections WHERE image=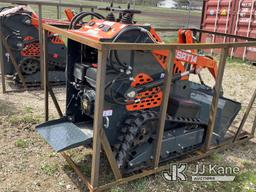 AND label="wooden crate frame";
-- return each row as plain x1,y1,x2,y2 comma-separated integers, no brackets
41,23,256,192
